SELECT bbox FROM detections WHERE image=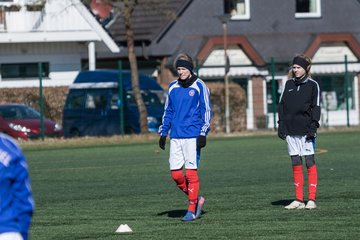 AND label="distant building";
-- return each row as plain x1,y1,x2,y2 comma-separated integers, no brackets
1,0,359,129
0,0,119,88
102,0,360,129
